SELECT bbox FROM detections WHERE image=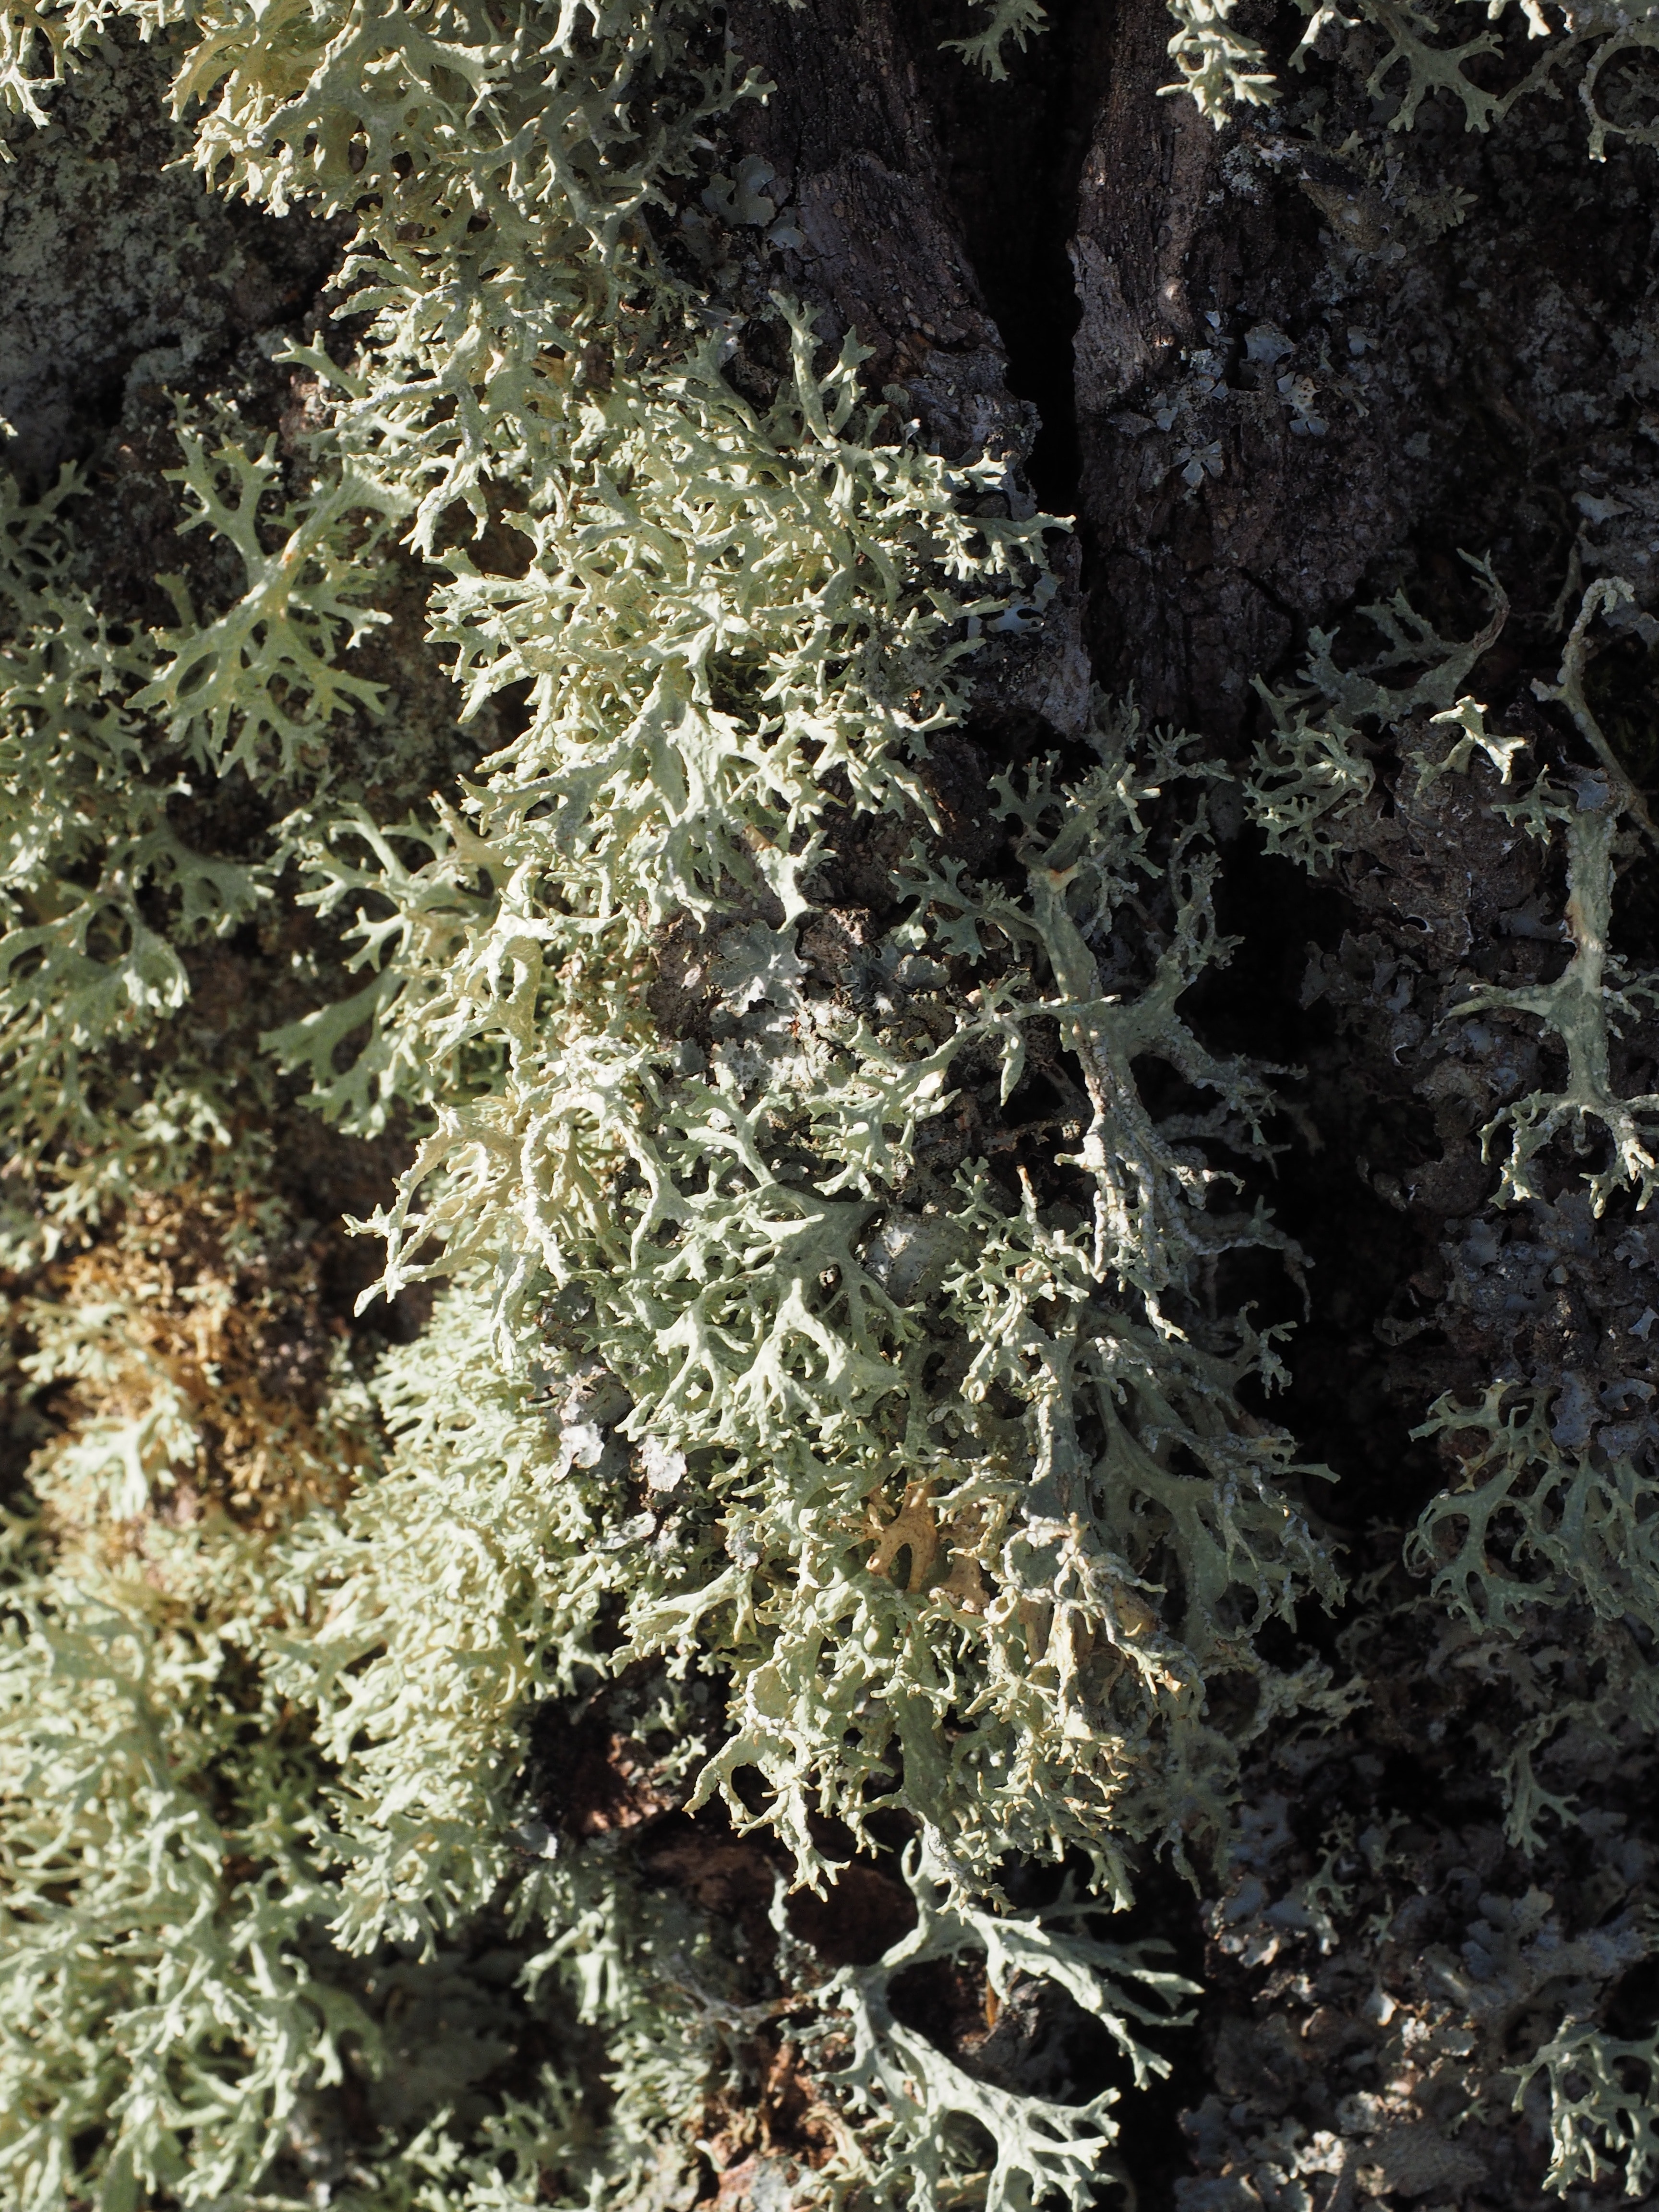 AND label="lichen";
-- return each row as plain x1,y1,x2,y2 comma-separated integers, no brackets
960,0,1659,150
2,3,1317,2200
1244,572,1659,2195
3,0,1657,2202
1511,2020,1659,2198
